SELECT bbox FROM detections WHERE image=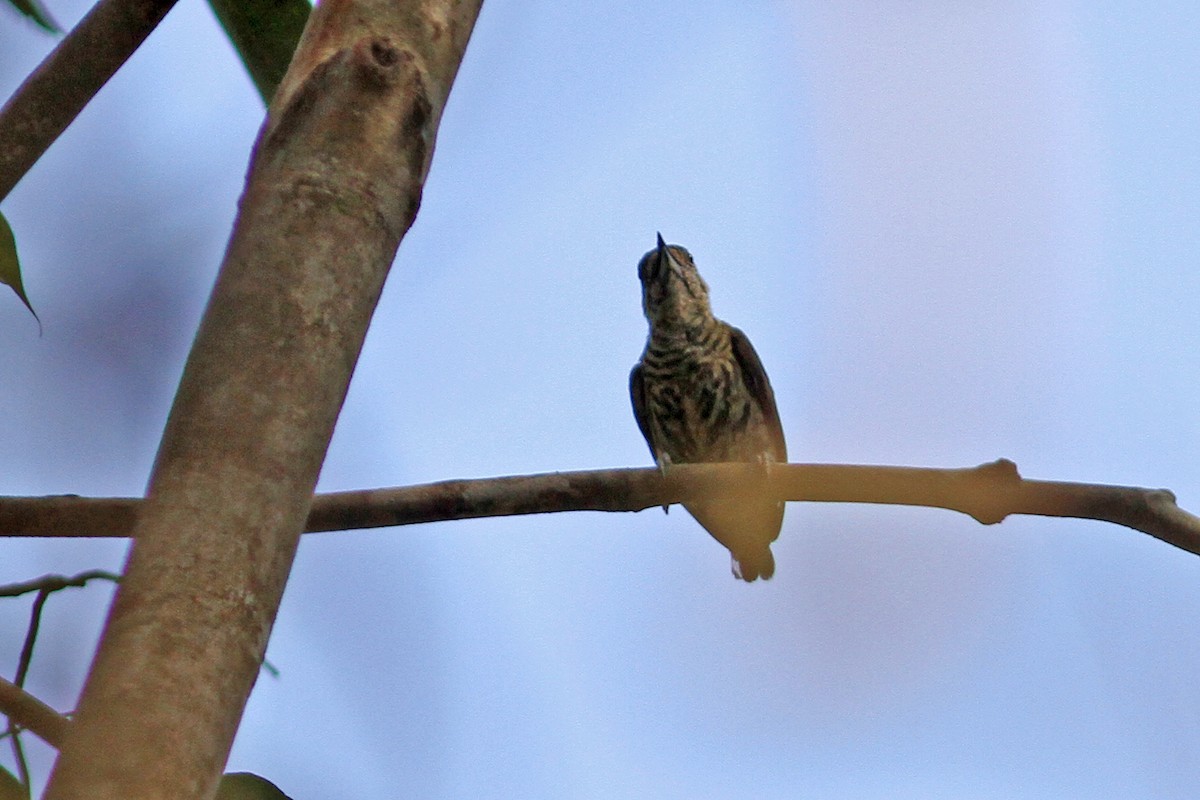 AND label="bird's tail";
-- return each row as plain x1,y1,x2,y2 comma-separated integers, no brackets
686,498,782,582
732,548,775,582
